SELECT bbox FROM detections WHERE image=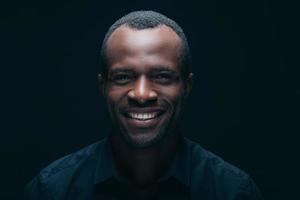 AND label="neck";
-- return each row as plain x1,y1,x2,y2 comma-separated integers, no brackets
109,132,182,188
